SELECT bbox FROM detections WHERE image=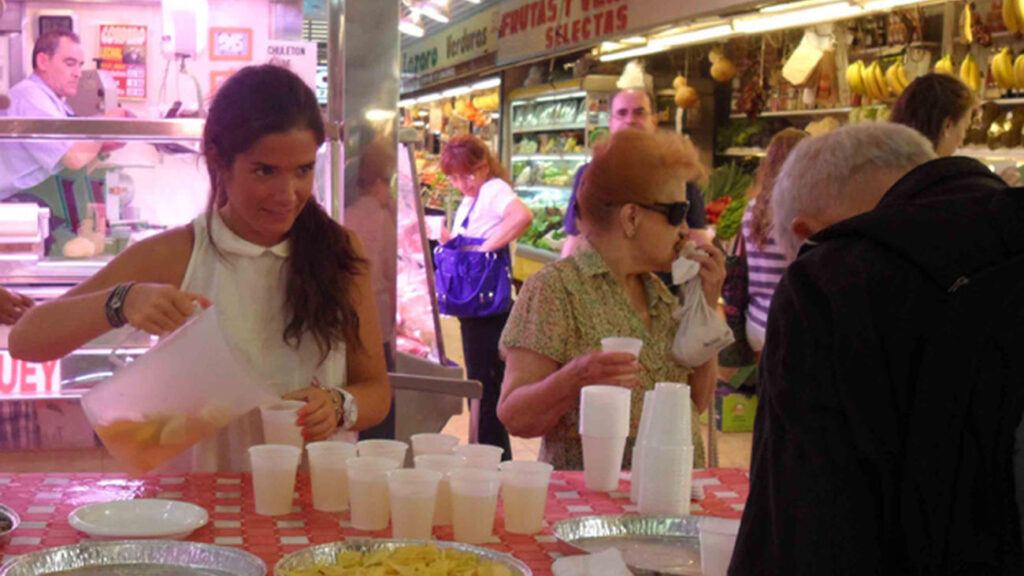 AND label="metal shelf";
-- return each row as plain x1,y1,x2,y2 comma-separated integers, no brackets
0,118,204,142
720,147,767,158
729,107,851,119
956,147,1024,162
511,154,587,162
511,123,587,134
992,98,1024,106
850,41,940,59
